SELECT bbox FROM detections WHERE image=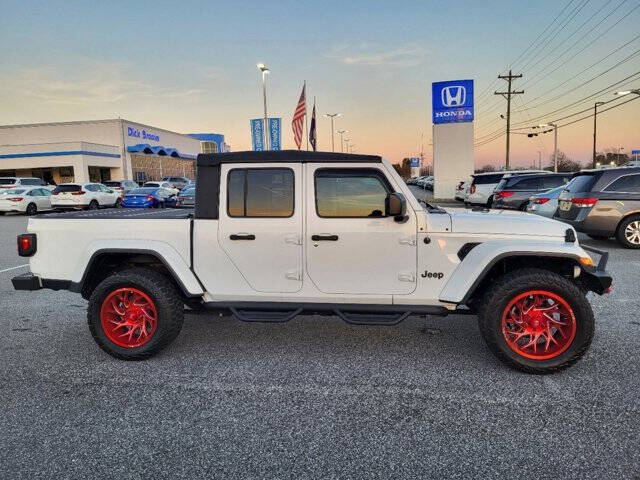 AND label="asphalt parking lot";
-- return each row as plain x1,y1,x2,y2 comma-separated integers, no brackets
1,212,639,479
